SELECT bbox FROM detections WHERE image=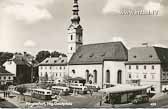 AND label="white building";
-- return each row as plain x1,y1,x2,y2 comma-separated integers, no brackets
38,57,67,83
66,0,128,88
125,46,168,93
0,67,14,85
